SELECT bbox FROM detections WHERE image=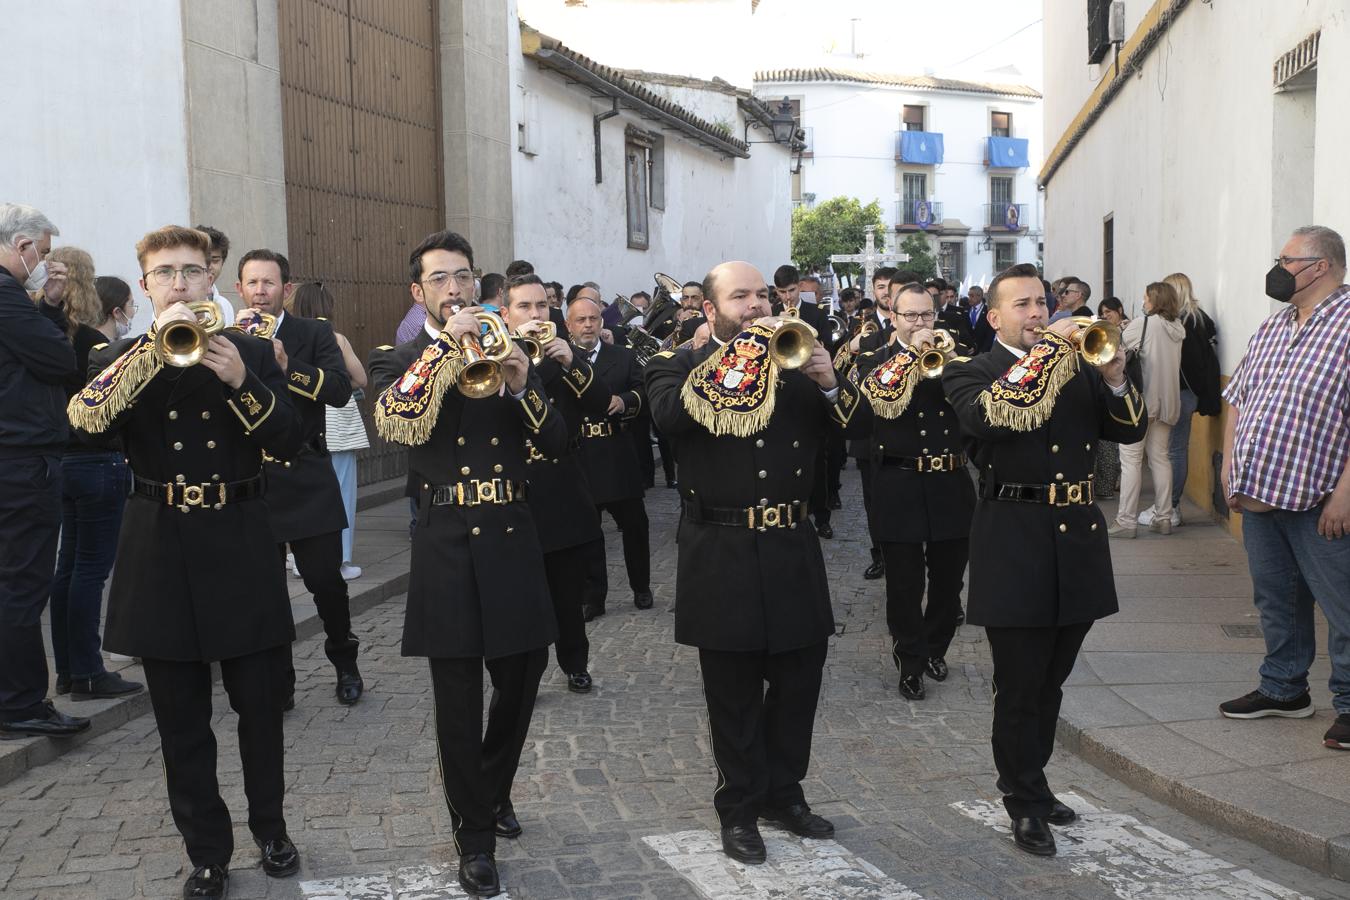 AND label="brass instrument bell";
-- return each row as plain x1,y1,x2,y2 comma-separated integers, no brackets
1035,316,1121,367
917,329,957,379
766,306,818,370
514,320,556,364
457,310,513,398
233,309,277,340
155,300,226,367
